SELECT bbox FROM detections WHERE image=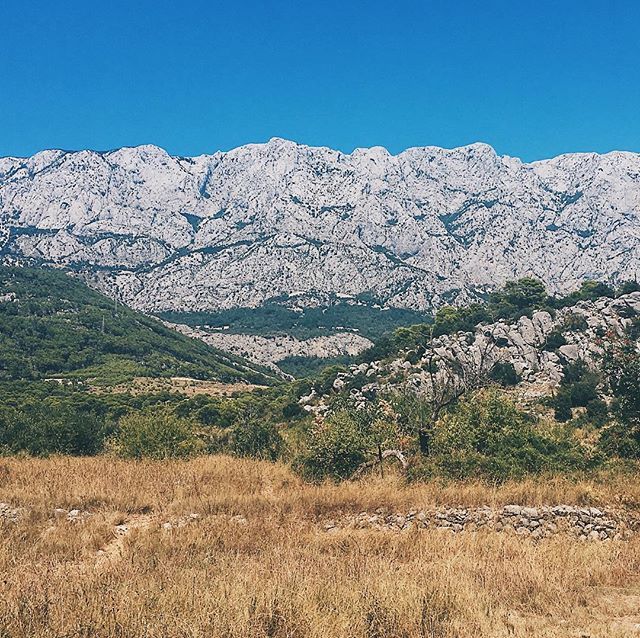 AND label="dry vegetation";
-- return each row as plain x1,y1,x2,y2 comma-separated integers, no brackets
92,376,262,397
1,455,640,637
